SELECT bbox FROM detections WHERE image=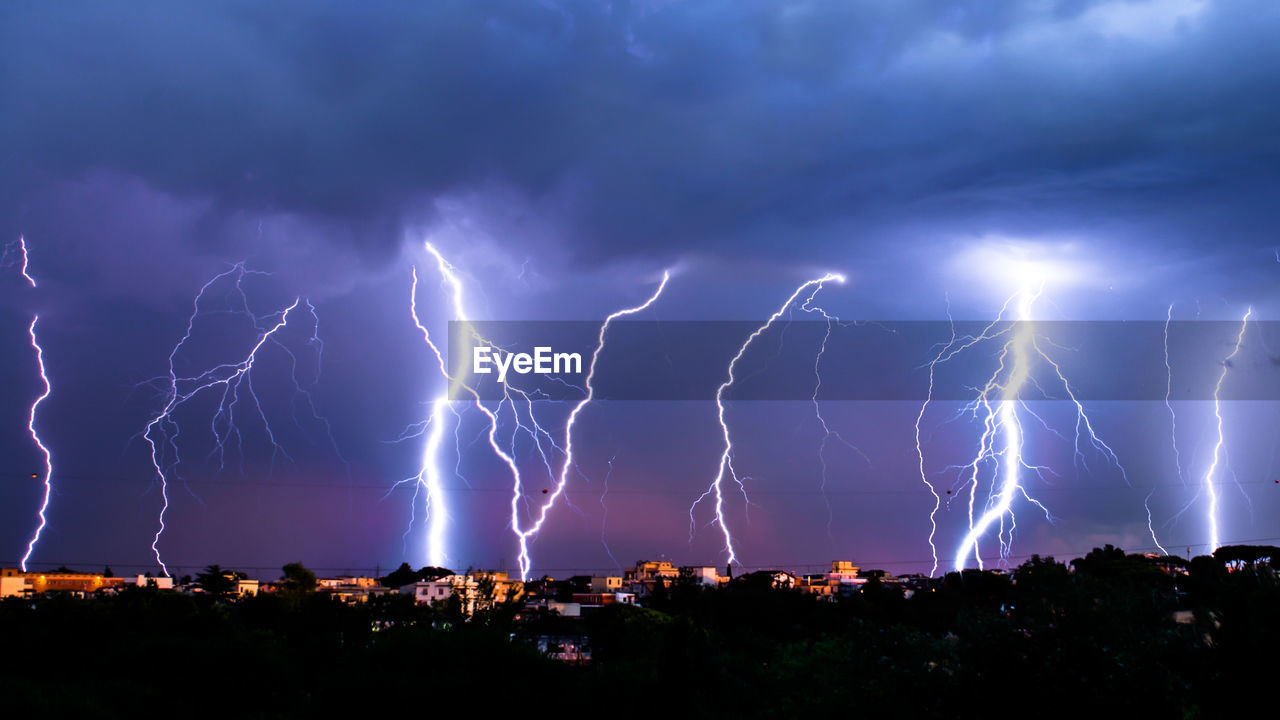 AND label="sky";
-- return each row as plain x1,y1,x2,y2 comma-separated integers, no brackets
2,0,1279,580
